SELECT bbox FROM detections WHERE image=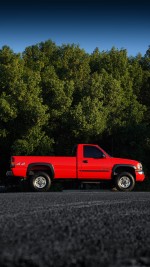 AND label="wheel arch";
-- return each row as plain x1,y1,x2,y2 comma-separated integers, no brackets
112,164,136,179
27,163,55,180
